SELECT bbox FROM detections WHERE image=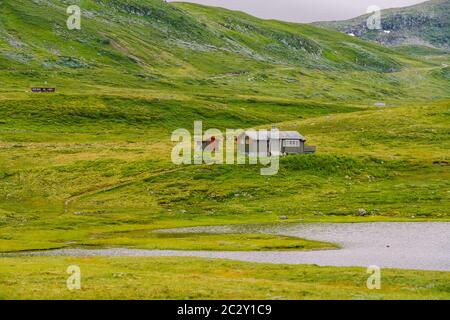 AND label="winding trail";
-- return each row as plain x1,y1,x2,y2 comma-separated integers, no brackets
63,167,183,213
